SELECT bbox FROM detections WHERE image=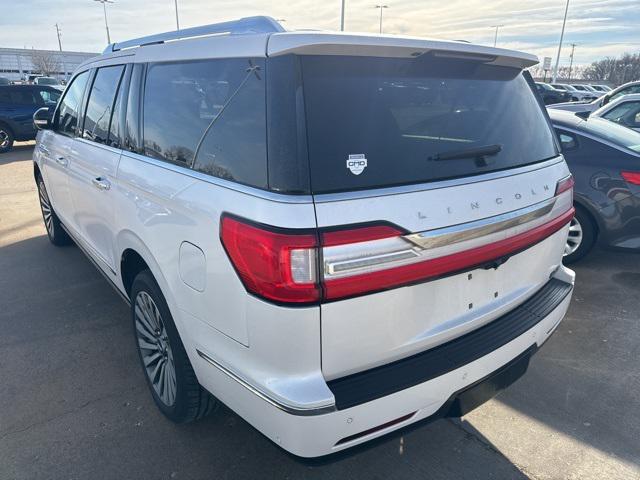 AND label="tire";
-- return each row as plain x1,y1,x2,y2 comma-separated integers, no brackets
131,270,216,423
0,124,14,153
36,176,72,246
563,206,597,264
